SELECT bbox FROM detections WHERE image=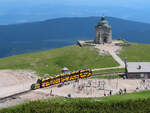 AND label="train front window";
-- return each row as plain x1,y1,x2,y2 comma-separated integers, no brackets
37,79,42,84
